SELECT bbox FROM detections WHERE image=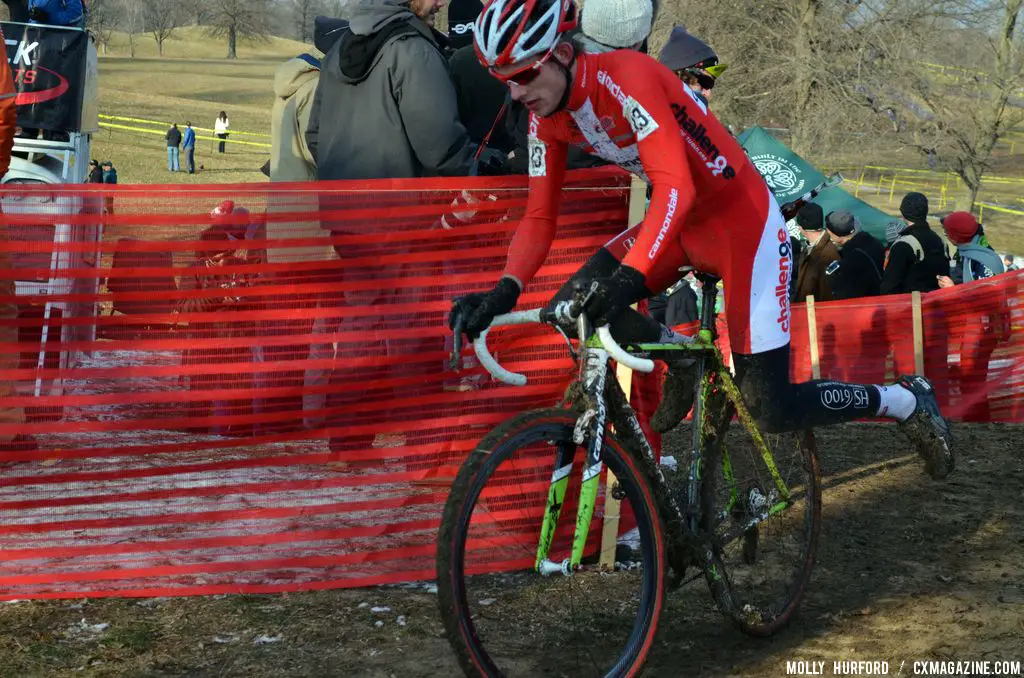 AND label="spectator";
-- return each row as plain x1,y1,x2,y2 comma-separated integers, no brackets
937,211,1005,286
165,123,182,172
101,160,117,215
447,0,481,50
448,44,515,160
305,0,473,180
2,0,30,22
268,16,350,183
574,0,653,54
214,111,229,153
792,202,839,302
1003,254,1018,271
823,210,885,300
0,21,34,456
86,158,103,183
182,121,196,174
936,212,1010,421
658,25,727,105
271,53,324,183
880,191,947,295
178,217,257,436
